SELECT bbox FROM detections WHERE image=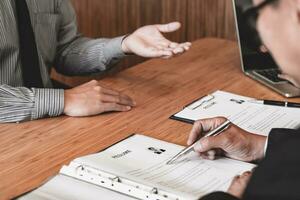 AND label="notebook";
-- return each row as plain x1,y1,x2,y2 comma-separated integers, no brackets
170,91,300,136
19,134,255,200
